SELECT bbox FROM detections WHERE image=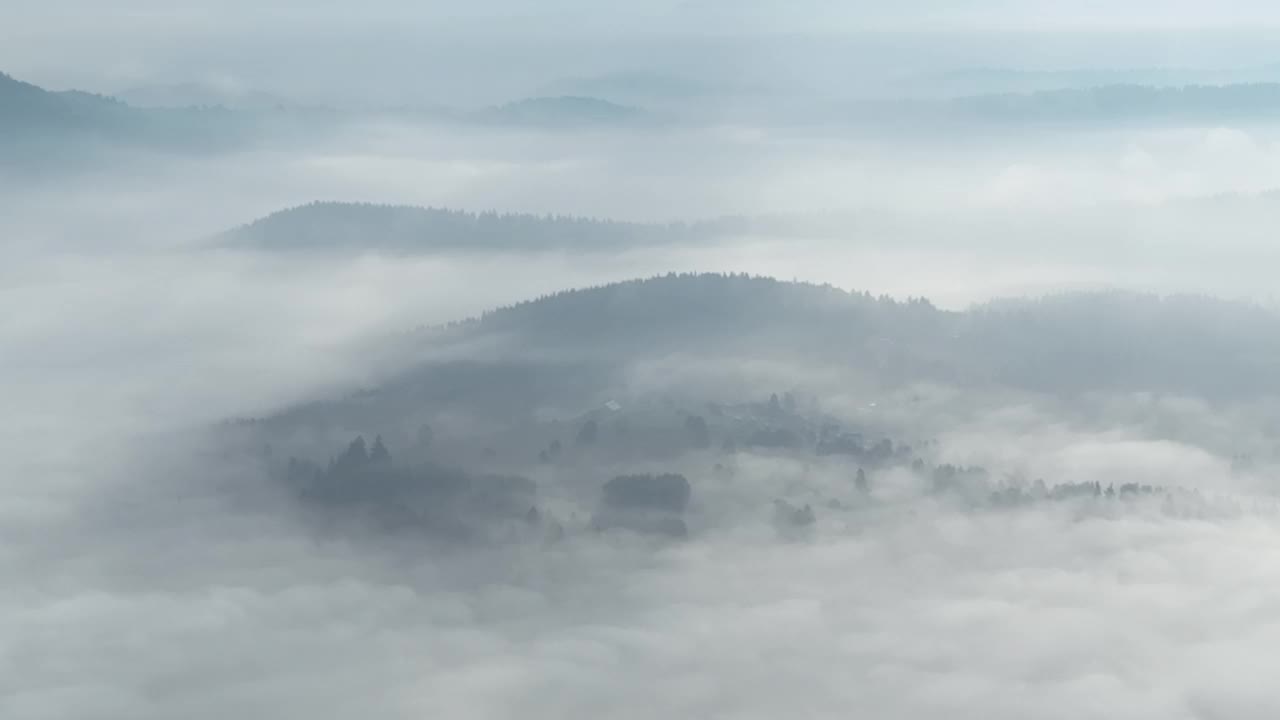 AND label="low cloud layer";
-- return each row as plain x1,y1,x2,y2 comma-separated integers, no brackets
8,442,1280,719
9,7,1280,717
